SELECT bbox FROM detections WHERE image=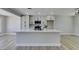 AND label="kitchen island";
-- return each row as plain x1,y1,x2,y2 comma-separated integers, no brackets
16,29,61,46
